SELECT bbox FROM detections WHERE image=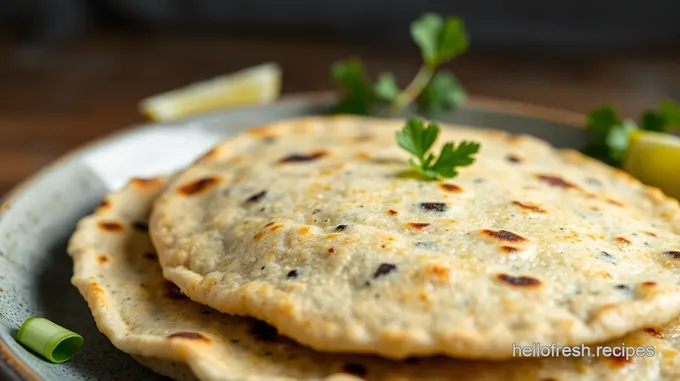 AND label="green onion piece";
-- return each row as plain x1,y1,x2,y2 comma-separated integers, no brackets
16,317,84,363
